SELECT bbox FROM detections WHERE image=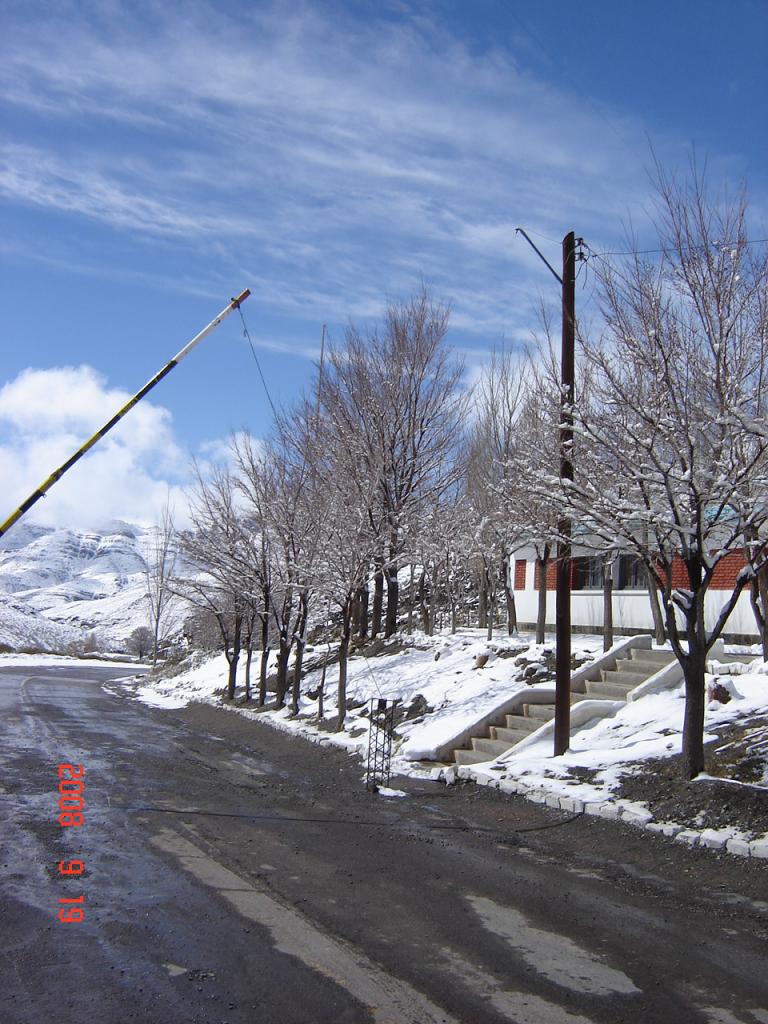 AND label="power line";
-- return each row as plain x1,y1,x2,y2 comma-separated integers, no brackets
587,237,768,258
126,802,584,834
237,303,279,422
